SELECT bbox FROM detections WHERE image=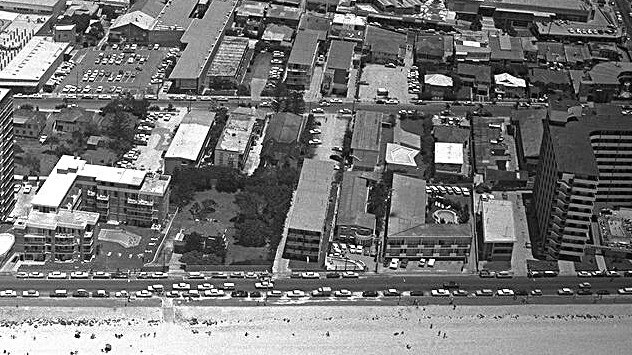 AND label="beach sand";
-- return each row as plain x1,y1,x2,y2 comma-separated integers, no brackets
1,304,632,354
